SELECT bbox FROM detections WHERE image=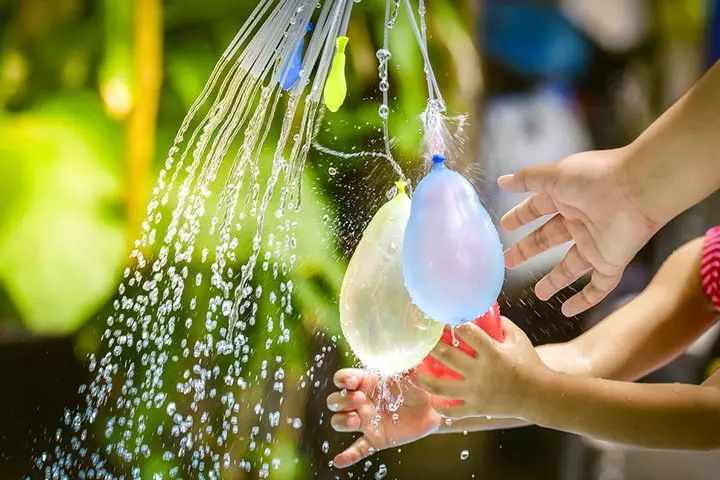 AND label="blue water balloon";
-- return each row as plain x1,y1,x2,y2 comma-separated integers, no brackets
280,22,313,91
402,154,505,326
